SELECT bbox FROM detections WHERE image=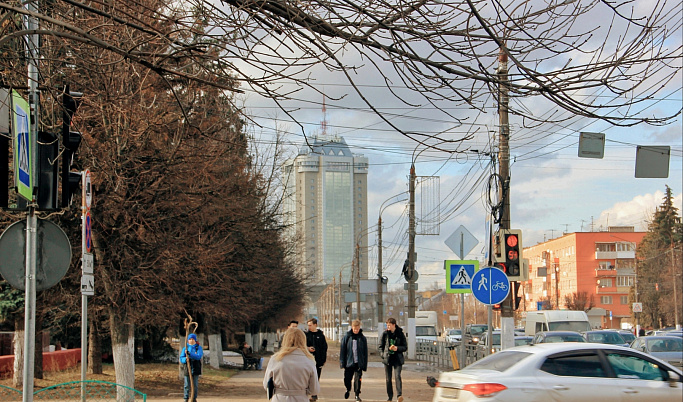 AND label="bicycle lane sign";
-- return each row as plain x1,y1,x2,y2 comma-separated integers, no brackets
471,266,510,305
